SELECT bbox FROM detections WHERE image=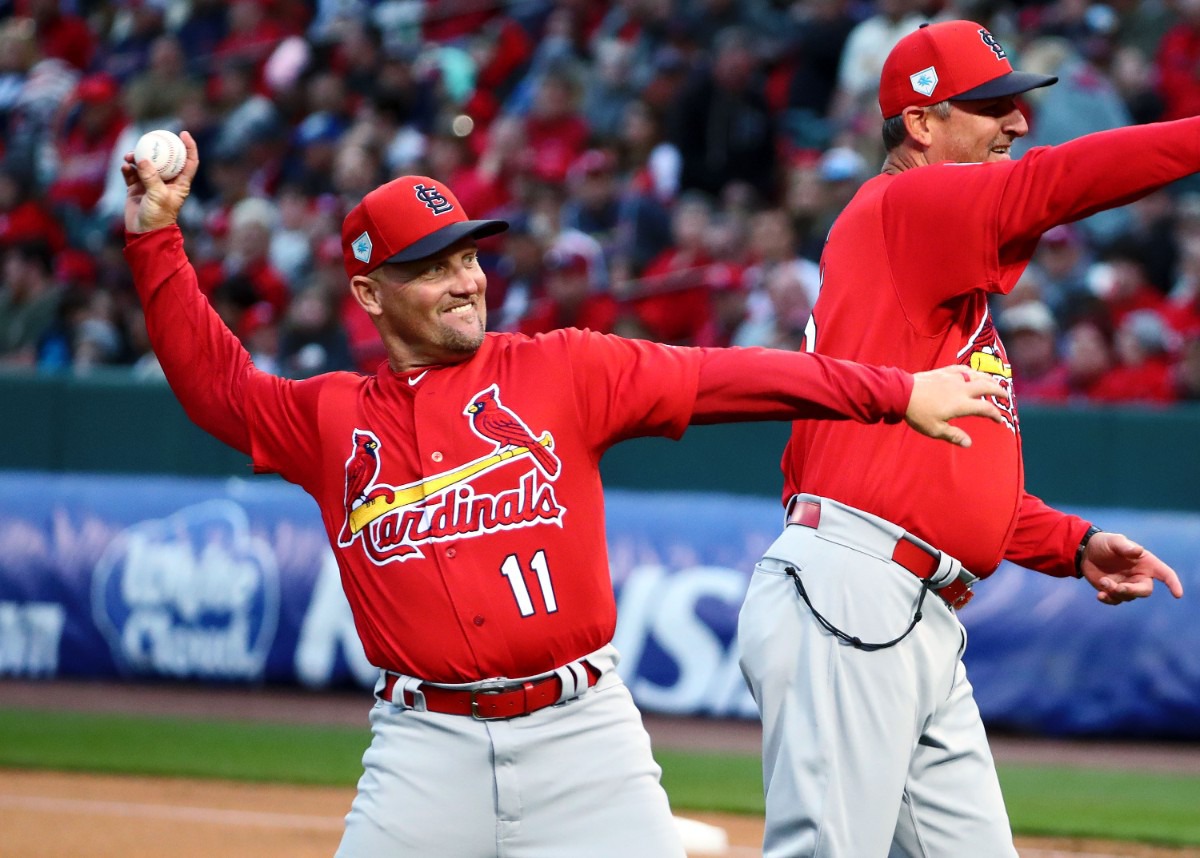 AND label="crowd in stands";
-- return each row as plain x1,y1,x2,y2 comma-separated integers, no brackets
2,0,1200,405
